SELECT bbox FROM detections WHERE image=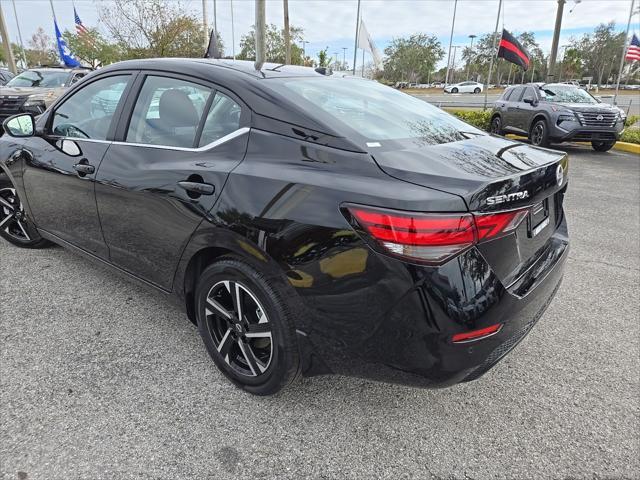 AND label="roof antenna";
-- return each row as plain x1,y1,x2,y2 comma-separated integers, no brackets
254,0,266,70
